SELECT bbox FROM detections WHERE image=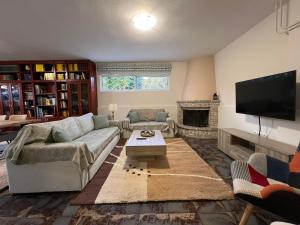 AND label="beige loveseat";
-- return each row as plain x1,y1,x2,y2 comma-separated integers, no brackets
122,109,175,138
5,113,121,193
